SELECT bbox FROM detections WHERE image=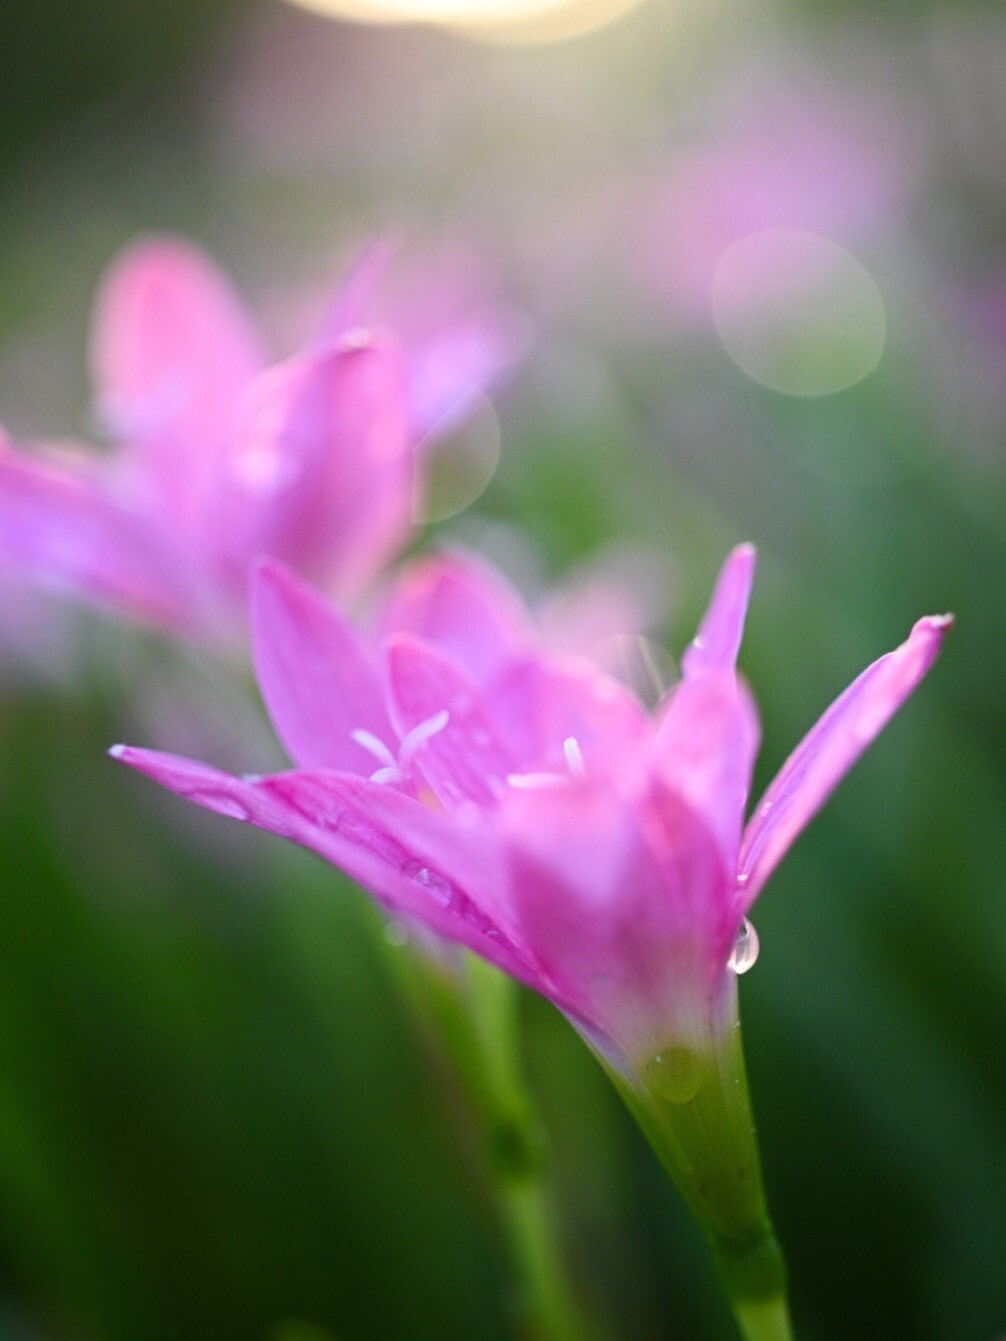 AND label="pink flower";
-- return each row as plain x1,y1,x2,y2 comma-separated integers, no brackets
112,546,950,1073
315,234,531,446
0,236,517,644
631,89,913,325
